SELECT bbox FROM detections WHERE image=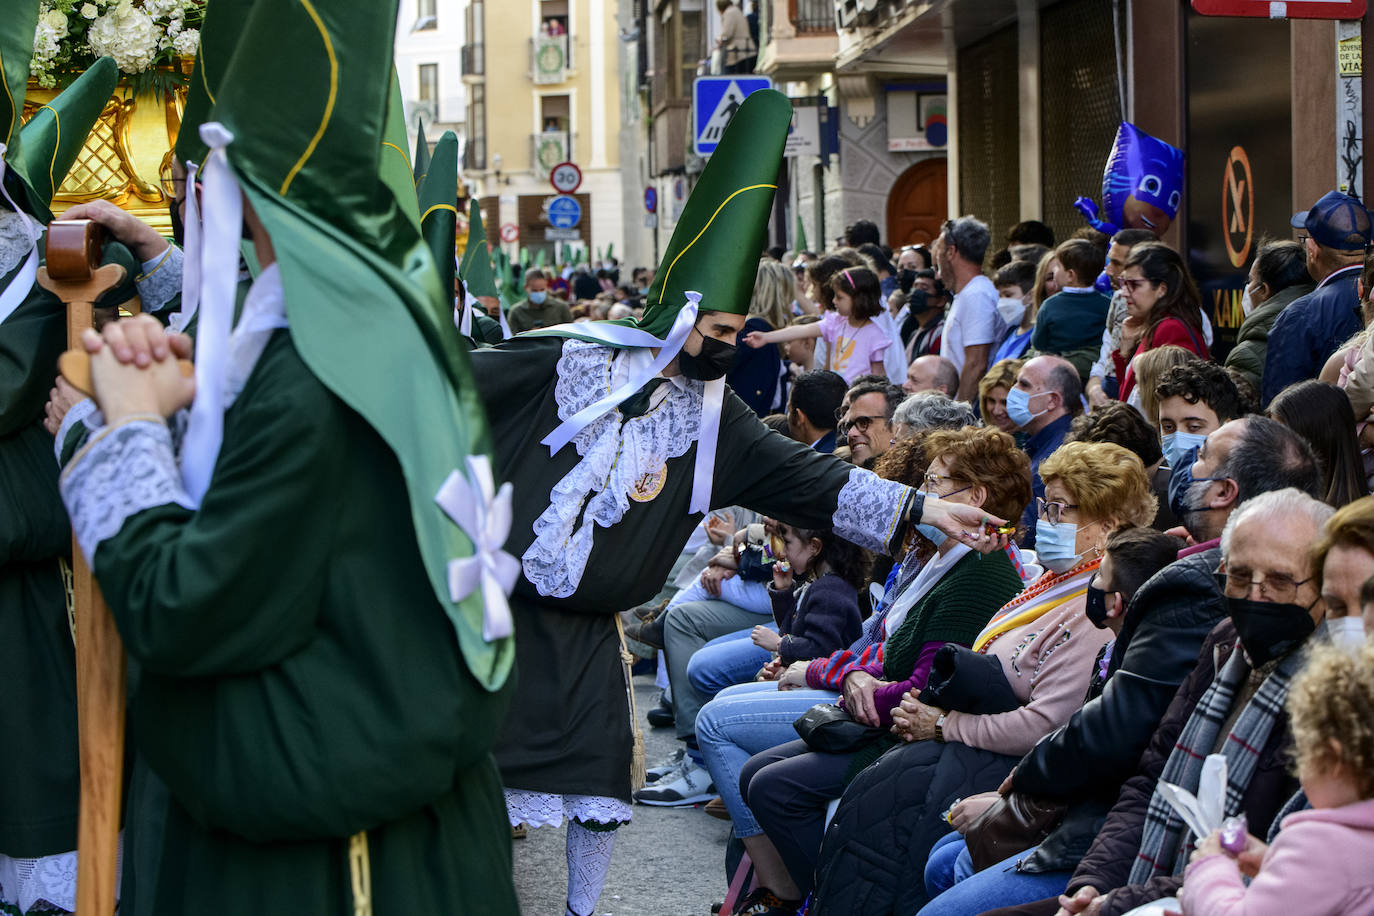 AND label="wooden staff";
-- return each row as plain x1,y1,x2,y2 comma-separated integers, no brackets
40,218,128,916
